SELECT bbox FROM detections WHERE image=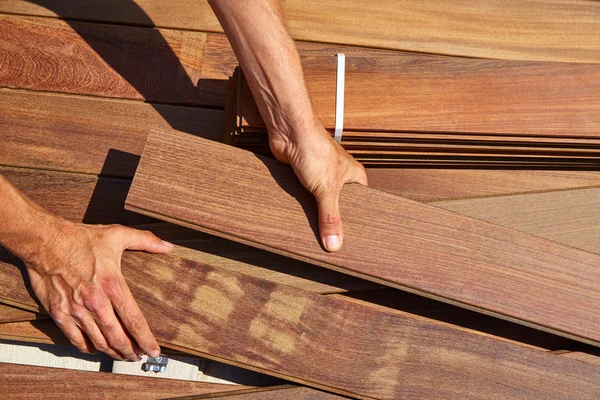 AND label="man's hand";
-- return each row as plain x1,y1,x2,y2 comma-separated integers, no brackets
209,0,368,252
270,123,367,251
24,219,172,361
